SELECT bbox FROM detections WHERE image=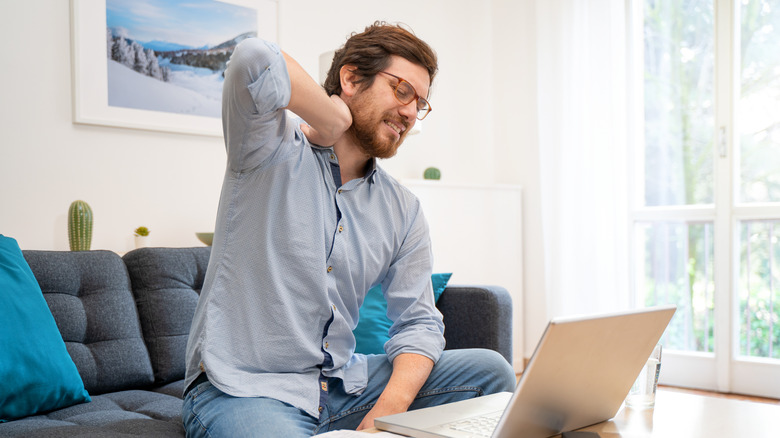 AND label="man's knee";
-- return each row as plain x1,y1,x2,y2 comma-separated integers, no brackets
470,348,516,393
436,348,516,394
